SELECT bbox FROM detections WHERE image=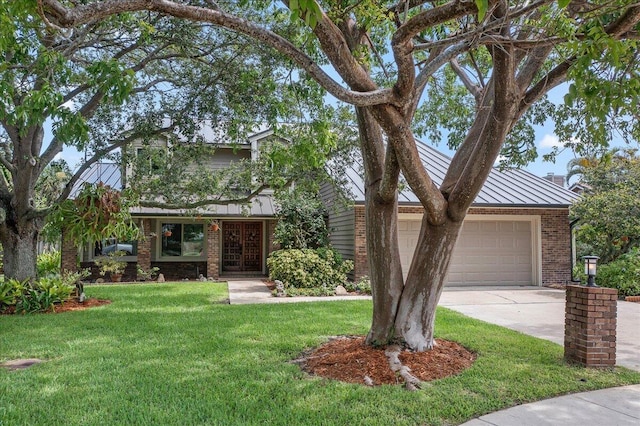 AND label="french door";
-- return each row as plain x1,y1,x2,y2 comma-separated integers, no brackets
221,222,263,273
